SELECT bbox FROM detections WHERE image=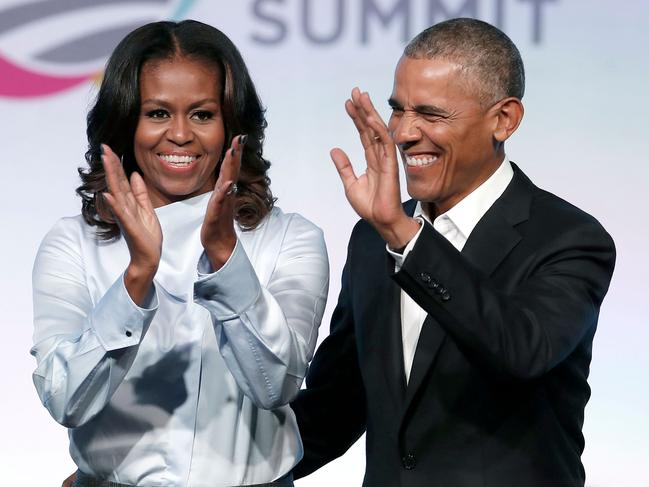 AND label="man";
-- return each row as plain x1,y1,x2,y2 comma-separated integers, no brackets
290,18,615,487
